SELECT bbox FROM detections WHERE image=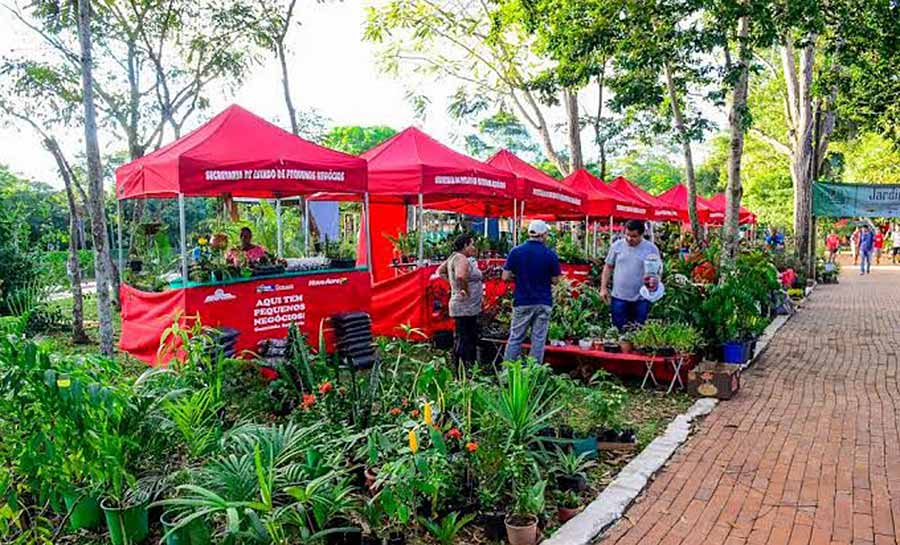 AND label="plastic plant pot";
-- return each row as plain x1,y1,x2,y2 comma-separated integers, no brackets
161,510,211,545
571,435,598,459
722,341,746,364
101,498,149,545
505,513,539,545
63,492,103,530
